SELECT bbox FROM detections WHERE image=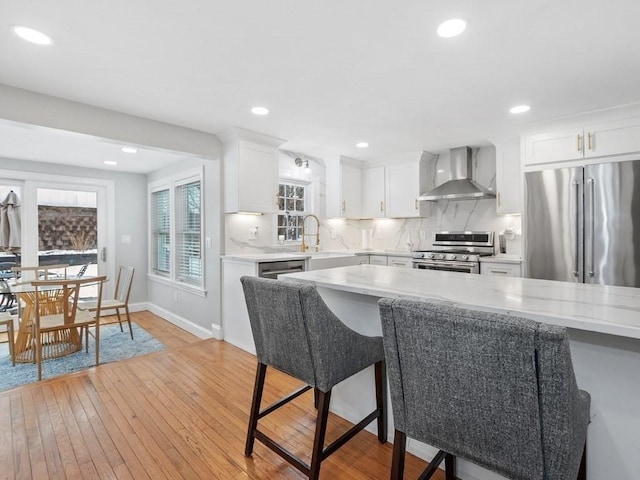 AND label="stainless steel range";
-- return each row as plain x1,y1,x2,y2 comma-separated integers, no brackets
412,231,495,274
